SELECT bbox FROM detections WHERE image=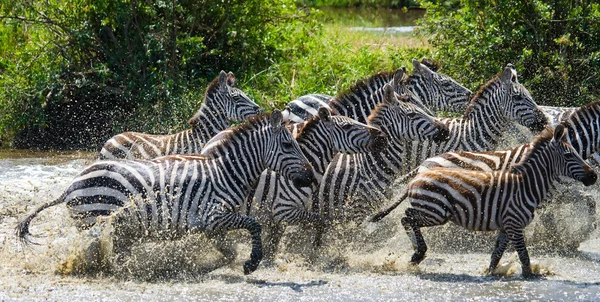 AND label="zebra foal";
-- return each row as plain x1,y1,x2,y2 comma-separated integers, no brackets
371,125,597,278
16,110,313,275
100,71,262,159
